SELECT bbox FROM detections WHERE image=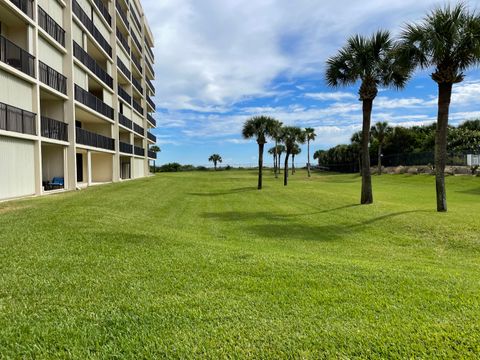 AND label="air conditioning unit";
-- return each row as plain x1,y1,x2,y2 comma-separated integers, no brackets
467,154,480,166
